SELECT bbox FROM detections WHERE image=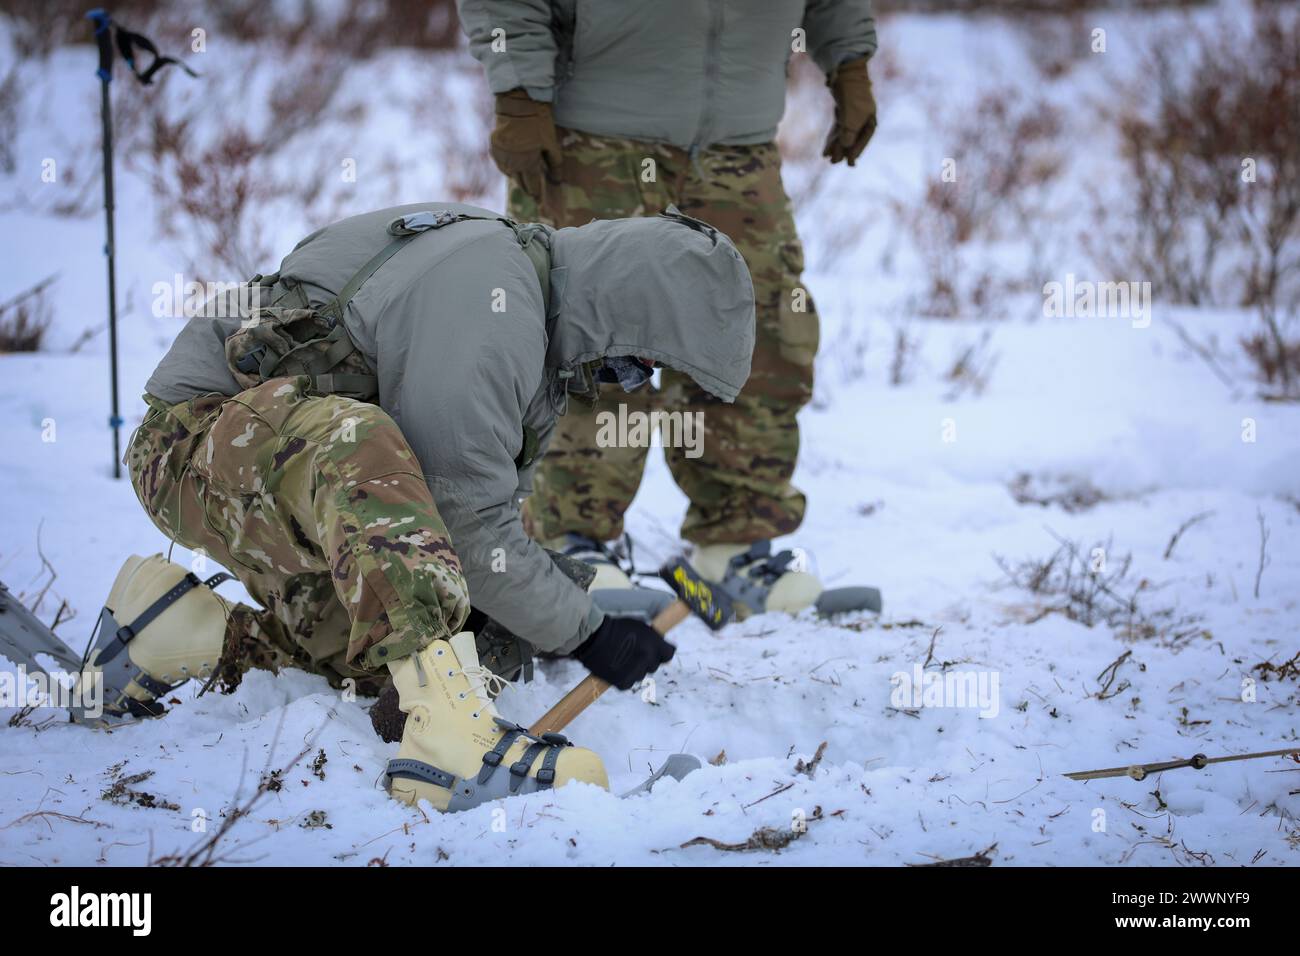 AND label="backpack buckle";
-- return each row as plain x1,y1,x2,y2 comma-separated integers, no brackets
235,345,266,374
